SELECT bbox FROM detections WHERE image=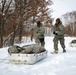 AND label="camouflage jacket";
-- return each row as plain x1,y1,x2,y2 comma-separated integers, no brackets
54,22,64,38
30,23,45,39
